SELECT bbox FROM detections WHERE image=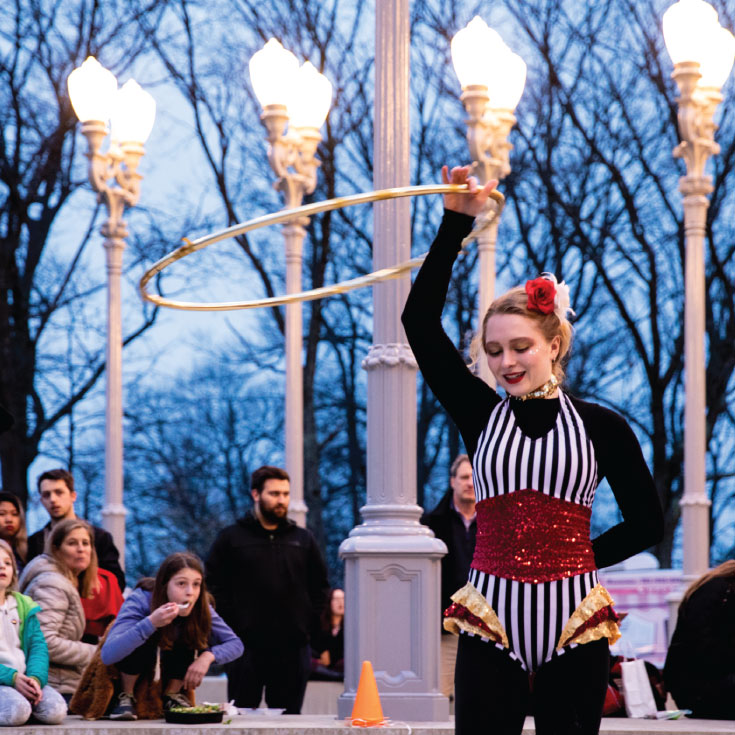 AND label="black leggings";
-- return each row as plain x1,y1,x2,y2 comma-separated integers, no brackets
225,644,311,714
116,637,195,682
454,636,610,735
